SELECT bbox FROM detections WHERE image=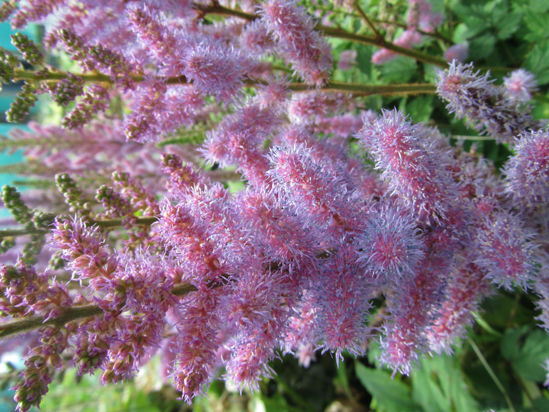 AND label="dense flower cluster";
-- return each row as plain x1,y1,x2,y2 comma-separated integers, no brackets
0,1,547,411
